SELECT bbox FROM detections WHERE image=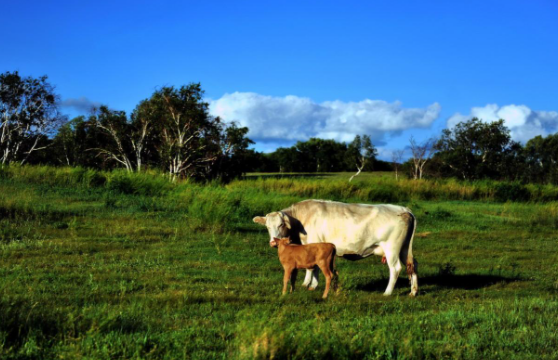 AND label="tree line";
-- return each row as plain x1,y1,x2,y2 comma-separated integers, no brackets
240,135,394,174
1,71,253,181
2,71,558,184
236,117,558,185
429,118,558,184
